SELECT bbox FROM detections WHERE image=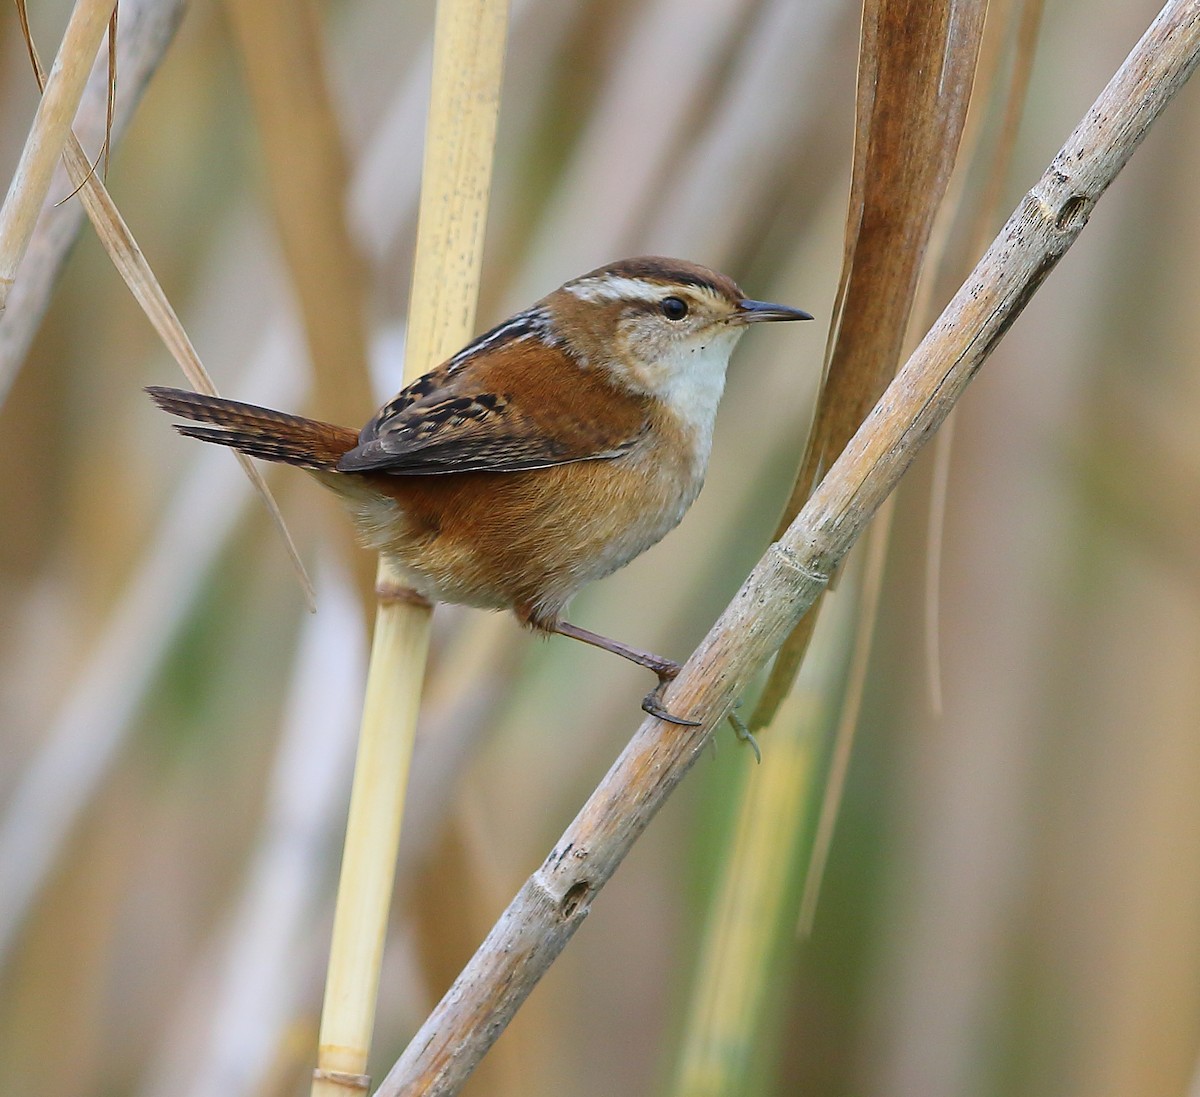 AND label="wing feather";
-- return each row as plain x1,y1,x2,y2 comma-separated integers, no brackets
337,330,649,476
